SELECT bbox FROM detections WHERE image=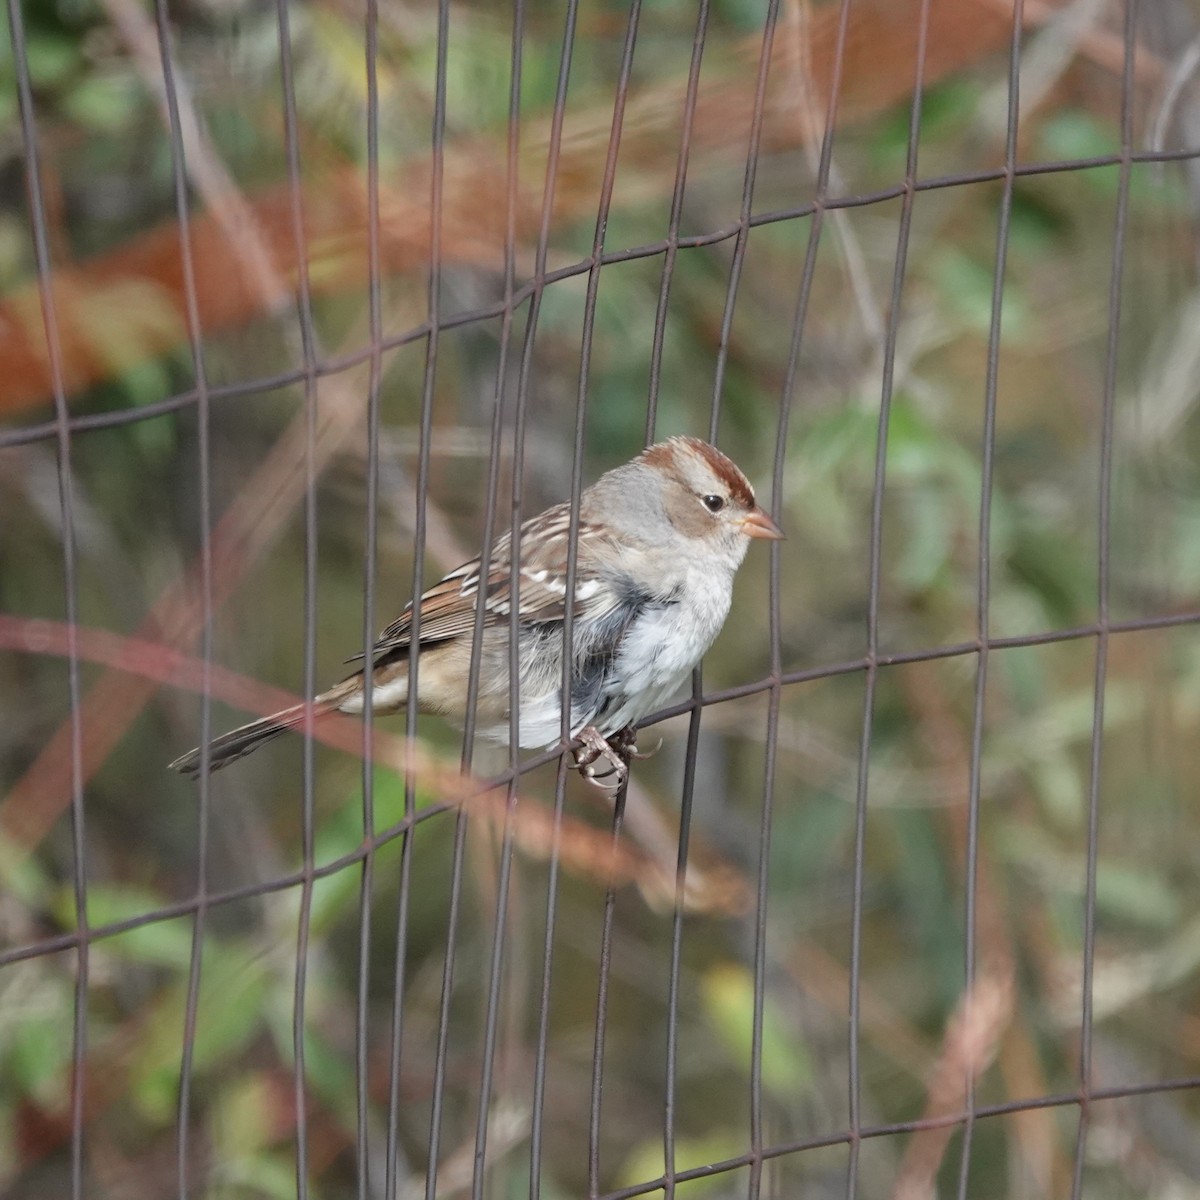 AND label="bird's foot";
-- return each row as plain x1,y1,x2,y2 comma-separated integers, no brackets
609,724,662,761
572,725,630,790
